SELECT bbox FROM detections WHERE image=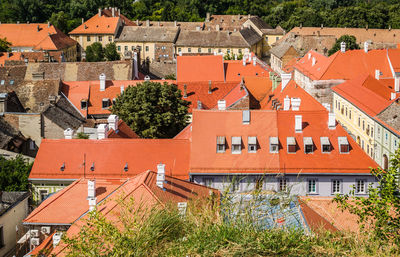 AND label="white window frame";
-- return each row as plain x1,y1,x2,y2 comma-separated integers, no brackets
355,179,367,194
307,179,318,194
278,178,288,192
331,179,342,194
